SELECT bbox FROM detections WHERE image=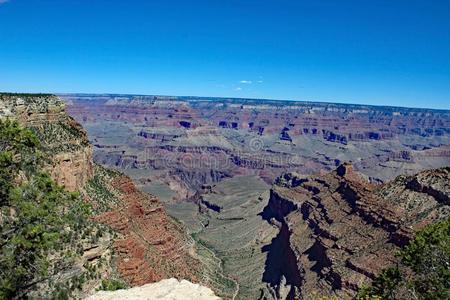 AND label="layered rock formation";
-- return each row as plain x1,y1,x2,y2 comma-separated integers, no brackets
63,94,450,203
262,163,450,298
5,93,448,299
86,278,220,300
55,93,450,298
0,94,110,298
0,93,93,191
0,93,211,297
88,166,200,286
63,94,450,140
